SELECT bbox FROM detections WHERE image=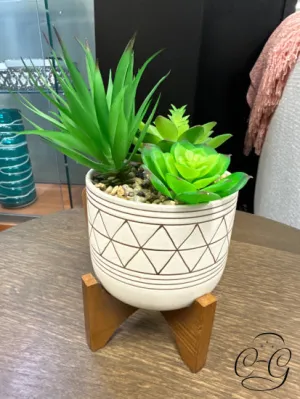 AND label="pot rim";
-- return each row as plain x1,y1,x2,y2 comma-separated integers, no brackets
86,169,238,213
